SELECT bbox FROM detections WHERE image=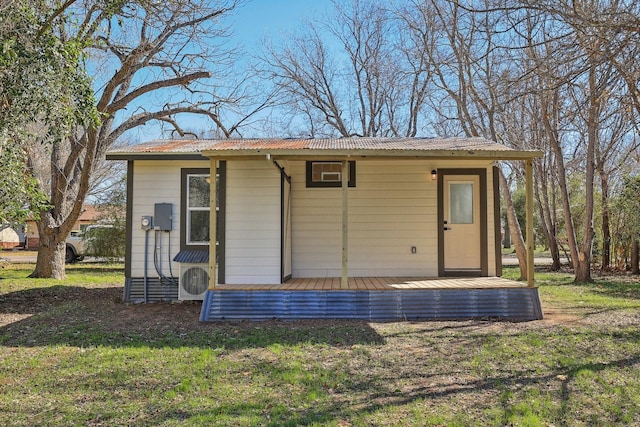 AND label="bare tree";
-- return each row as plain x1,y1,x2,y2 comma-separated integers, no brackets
511,0,640,282
400,0,535,279
28,0,264,279
591,82,638,270
450,0,640,282
260,0,433,137
499,77,564,270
